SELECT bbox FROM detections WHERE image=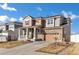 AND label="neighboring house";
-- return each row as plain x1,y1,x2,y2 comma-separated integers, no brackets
71,34,79,42
0,24,8,31
0,30,18,42
18,15,71,42
45,15,71,42
0,22,22,42
6,22,22,31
